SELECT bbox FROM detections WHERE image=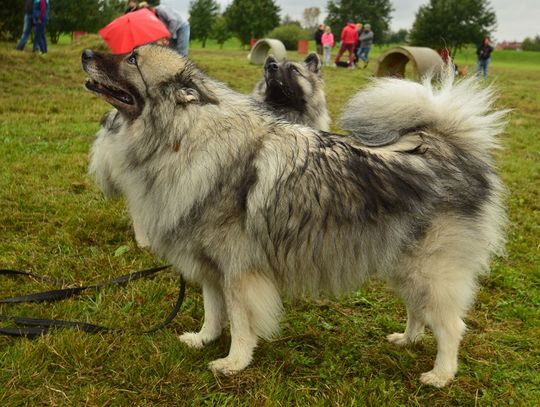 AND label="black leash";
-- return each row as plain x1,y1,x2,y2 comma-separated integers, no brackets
0,266,186,338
